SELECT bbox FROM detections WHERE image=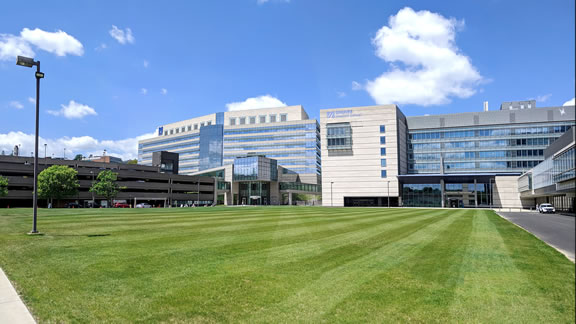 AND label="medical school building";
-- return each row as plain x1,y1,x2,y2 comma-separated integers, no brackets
138,106,321,205
138,100,574,209
321,101,574,209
